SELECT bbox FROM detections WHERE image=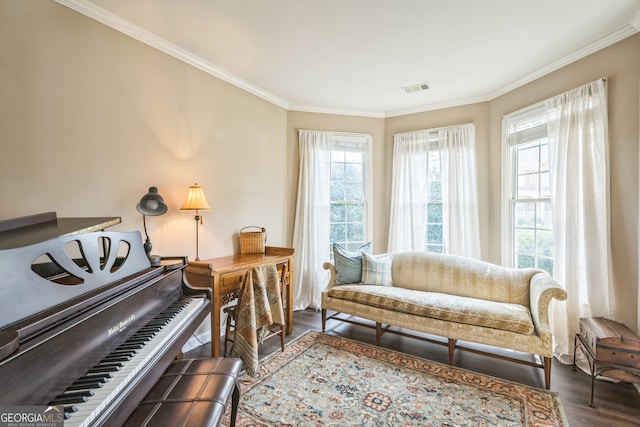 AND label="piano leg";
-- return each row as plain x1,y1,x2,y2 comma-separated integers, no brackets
230,381,241,427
